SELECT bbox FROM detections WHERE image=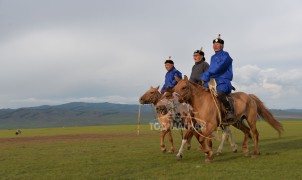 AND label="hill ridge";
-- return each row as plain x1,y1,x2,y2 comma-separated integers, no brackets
0,102,301,129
